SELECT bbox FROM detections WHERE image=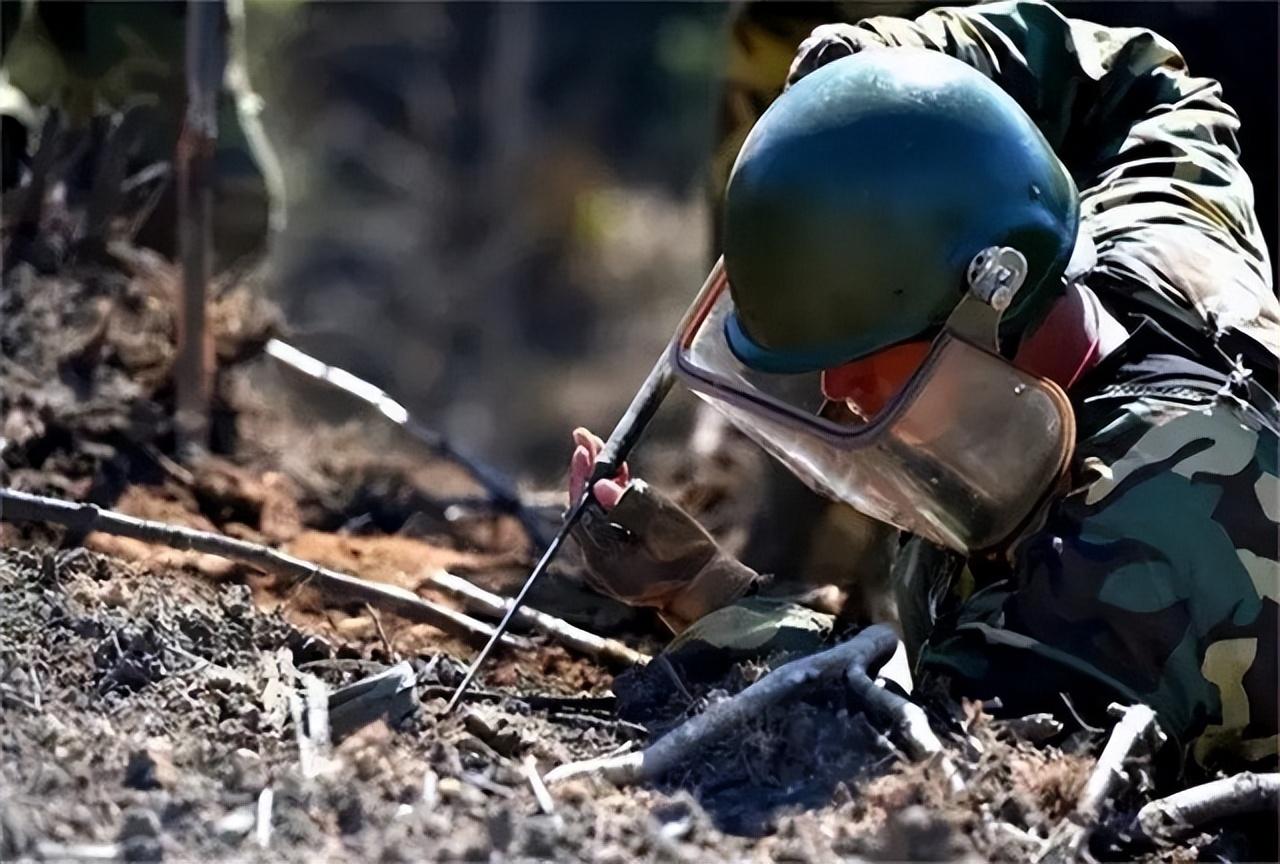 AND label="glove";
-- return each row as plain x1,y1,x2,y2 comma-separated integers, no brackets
568,429,762,633
572,480,763,633
785,24,884,90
